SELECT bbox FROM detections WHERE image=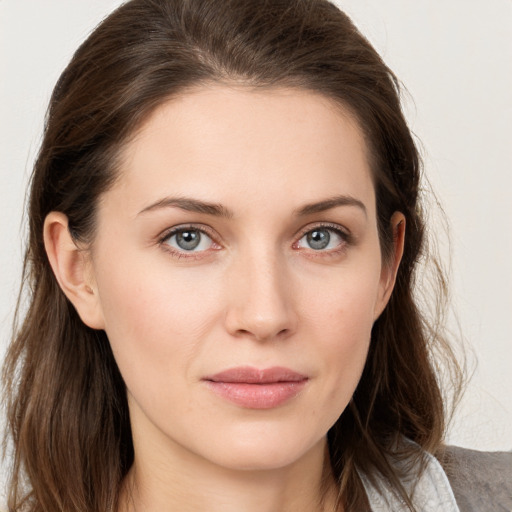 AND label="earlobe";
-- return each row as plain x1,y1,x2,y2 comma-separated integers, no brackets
43,212,105,330
374,212,406,320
